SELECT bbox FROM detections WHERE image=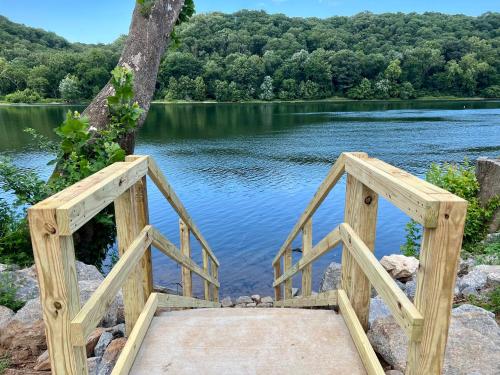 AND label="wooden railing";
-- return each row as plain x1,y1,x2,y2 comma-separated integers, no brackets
272,152,467,375
28,155,220,375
